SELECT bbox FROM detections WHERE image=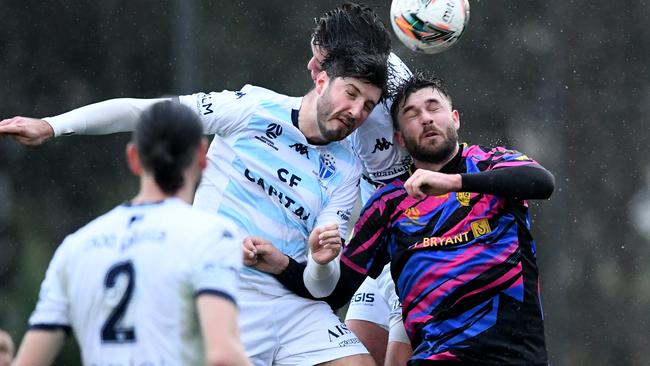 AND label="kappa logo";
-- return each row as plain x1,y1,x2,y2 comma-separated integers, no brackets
265,123,283,139
371,137,393,153
318,153,336,181
289,143,310,158
456,192,471,206
471,219,492,238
